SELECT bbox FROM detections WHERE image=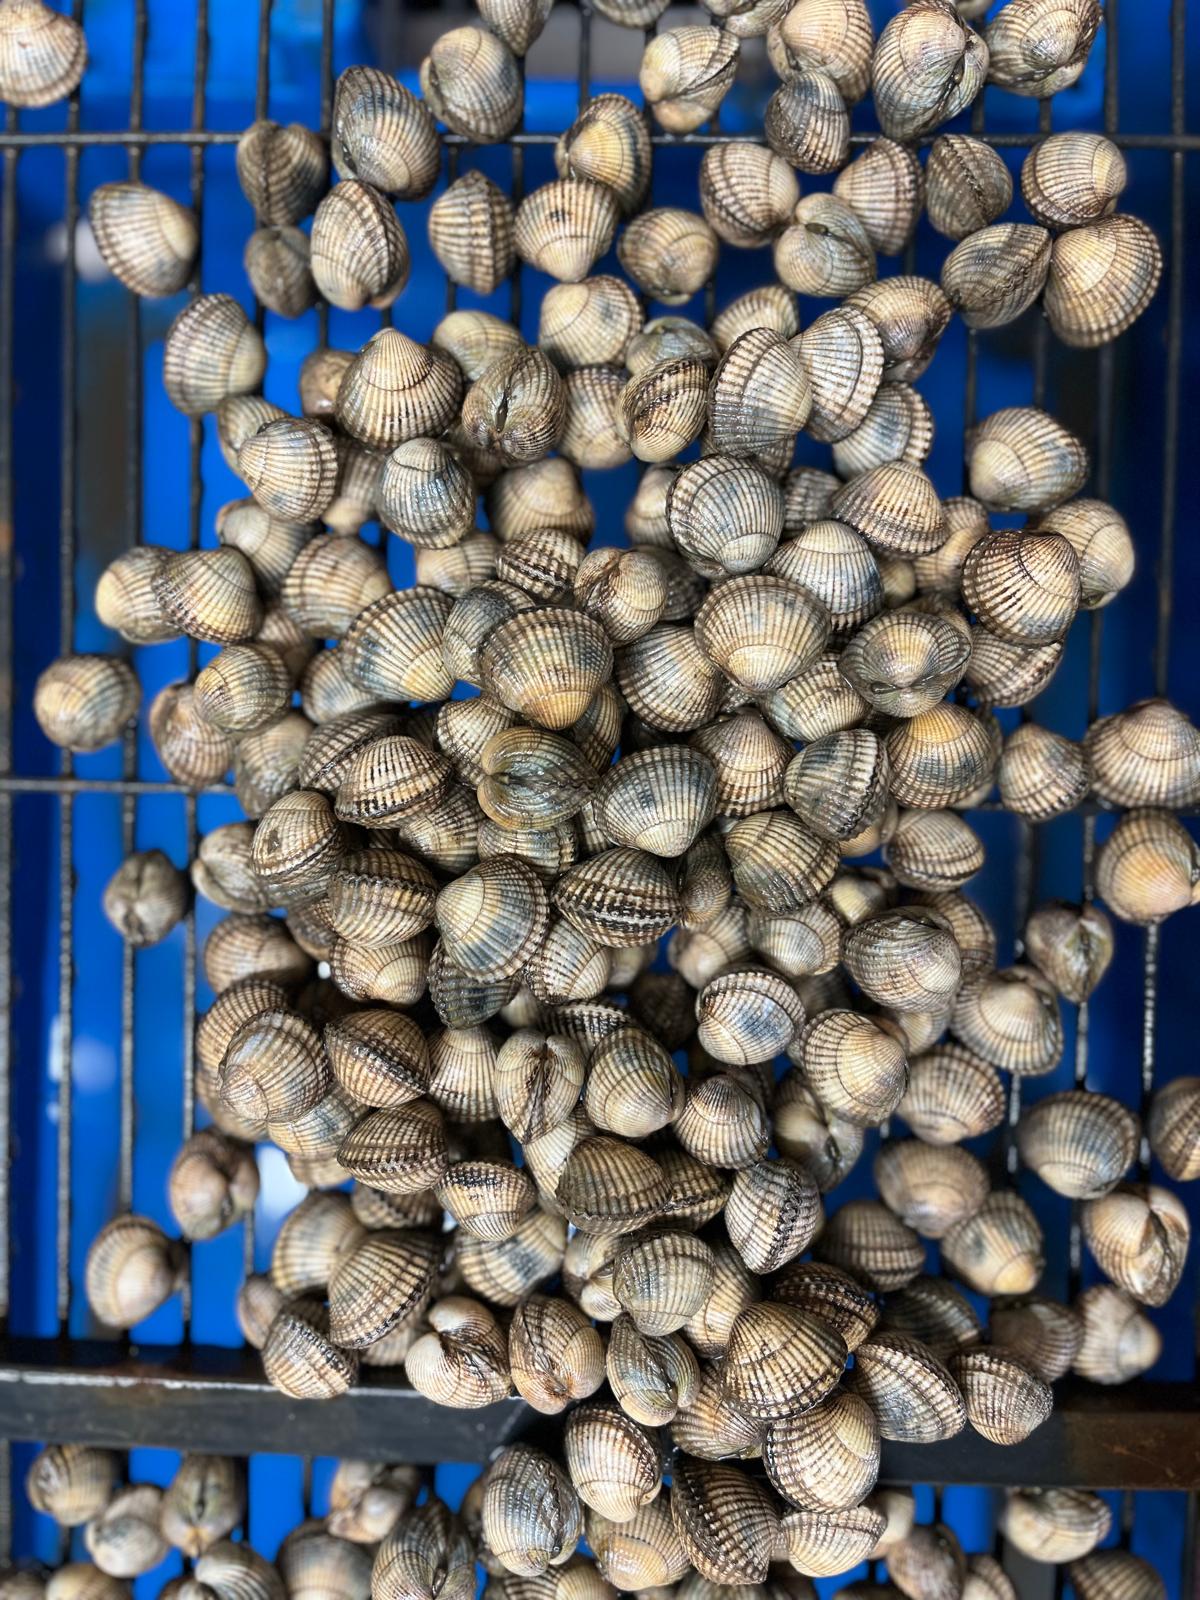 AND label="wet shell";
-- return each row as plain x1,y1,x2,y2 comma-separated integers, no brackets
168,1127,259,1241
462,348,567,468
0,0,86,107
870,0,987,140
968,405,1089,516
832,384,934,478
846,275,953,383
941,223,1051,330
162,293,266,416
815,1200,924,1293
480,1445,583,1577
843,908,962,1016
773,1075,864,1191
725,810,841,916
580,1026,683,1140
1033,497,1134,609
430,172,516,296
699,142,800,249
782,1504,887,1579
961,528,1081,646
628,318,718,380
89,182,198,297
670,1459,777,1585
237,119,328,223
941,1189,1045,1296
774,196,874,301
711,288,799,357
335,1102,449,1196
262,1299,359,1399
762,1388,879,1513
997,723,1090,821
925,135,1013,241
885,1525,967,1600
696,575,829,697
829,139,923,258
84,1214,183,1329
330,68,440,197
783,729,889,845
639,27,740,135
721,1299,845,1425
947,1346,1053,1446
764,70,850,176
988,1296,1083,1384
377,440,474,551
1081,1183,1190,1307
985,0,1100,96
404,1297,511,1407
1073,1282,1162,1384
325,1010,431,1110
509,1294,606,1414
1148,1075,1200,1181
604,1316,700,1428
588,1493,689,1588
618,208,719,307
335,734,453,828
95,545,180,644
477,609,611,733
554,94,652,215
514,180,621,284
795,306,886,445
760,652,869,743
195,1543,287,1600
563,1404,662,1522
458,1208,568,1306
1022,132,1127,229
1088,699,1200,810
713,326,819,457
617,358,709,466
1024,900,1115,1004
310,181,411,312
420,25,523,142
337,329,462,452
666,456,785,578
101,847,188,947
886,703,998,808
160,1456,244,1558
556,1136,670,1236
540,276,643,373
952,964,1062,1076
435,310,526,384
911,495,988,598
831,462,945,558
324,1227,440,1347
1002,1489,1113,1564
26,1446,118,1527
878,1275,981,1361
1067,1553,1166,1600
899,1042,1004,1145
1096,809,1200,925
882,809,984,894
875,1140,988,1238
243,225,316,317
283,537,391,641
723,1156,821,1273
845,1333,967,1442
766,0,873,100
83,1485,170,1578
